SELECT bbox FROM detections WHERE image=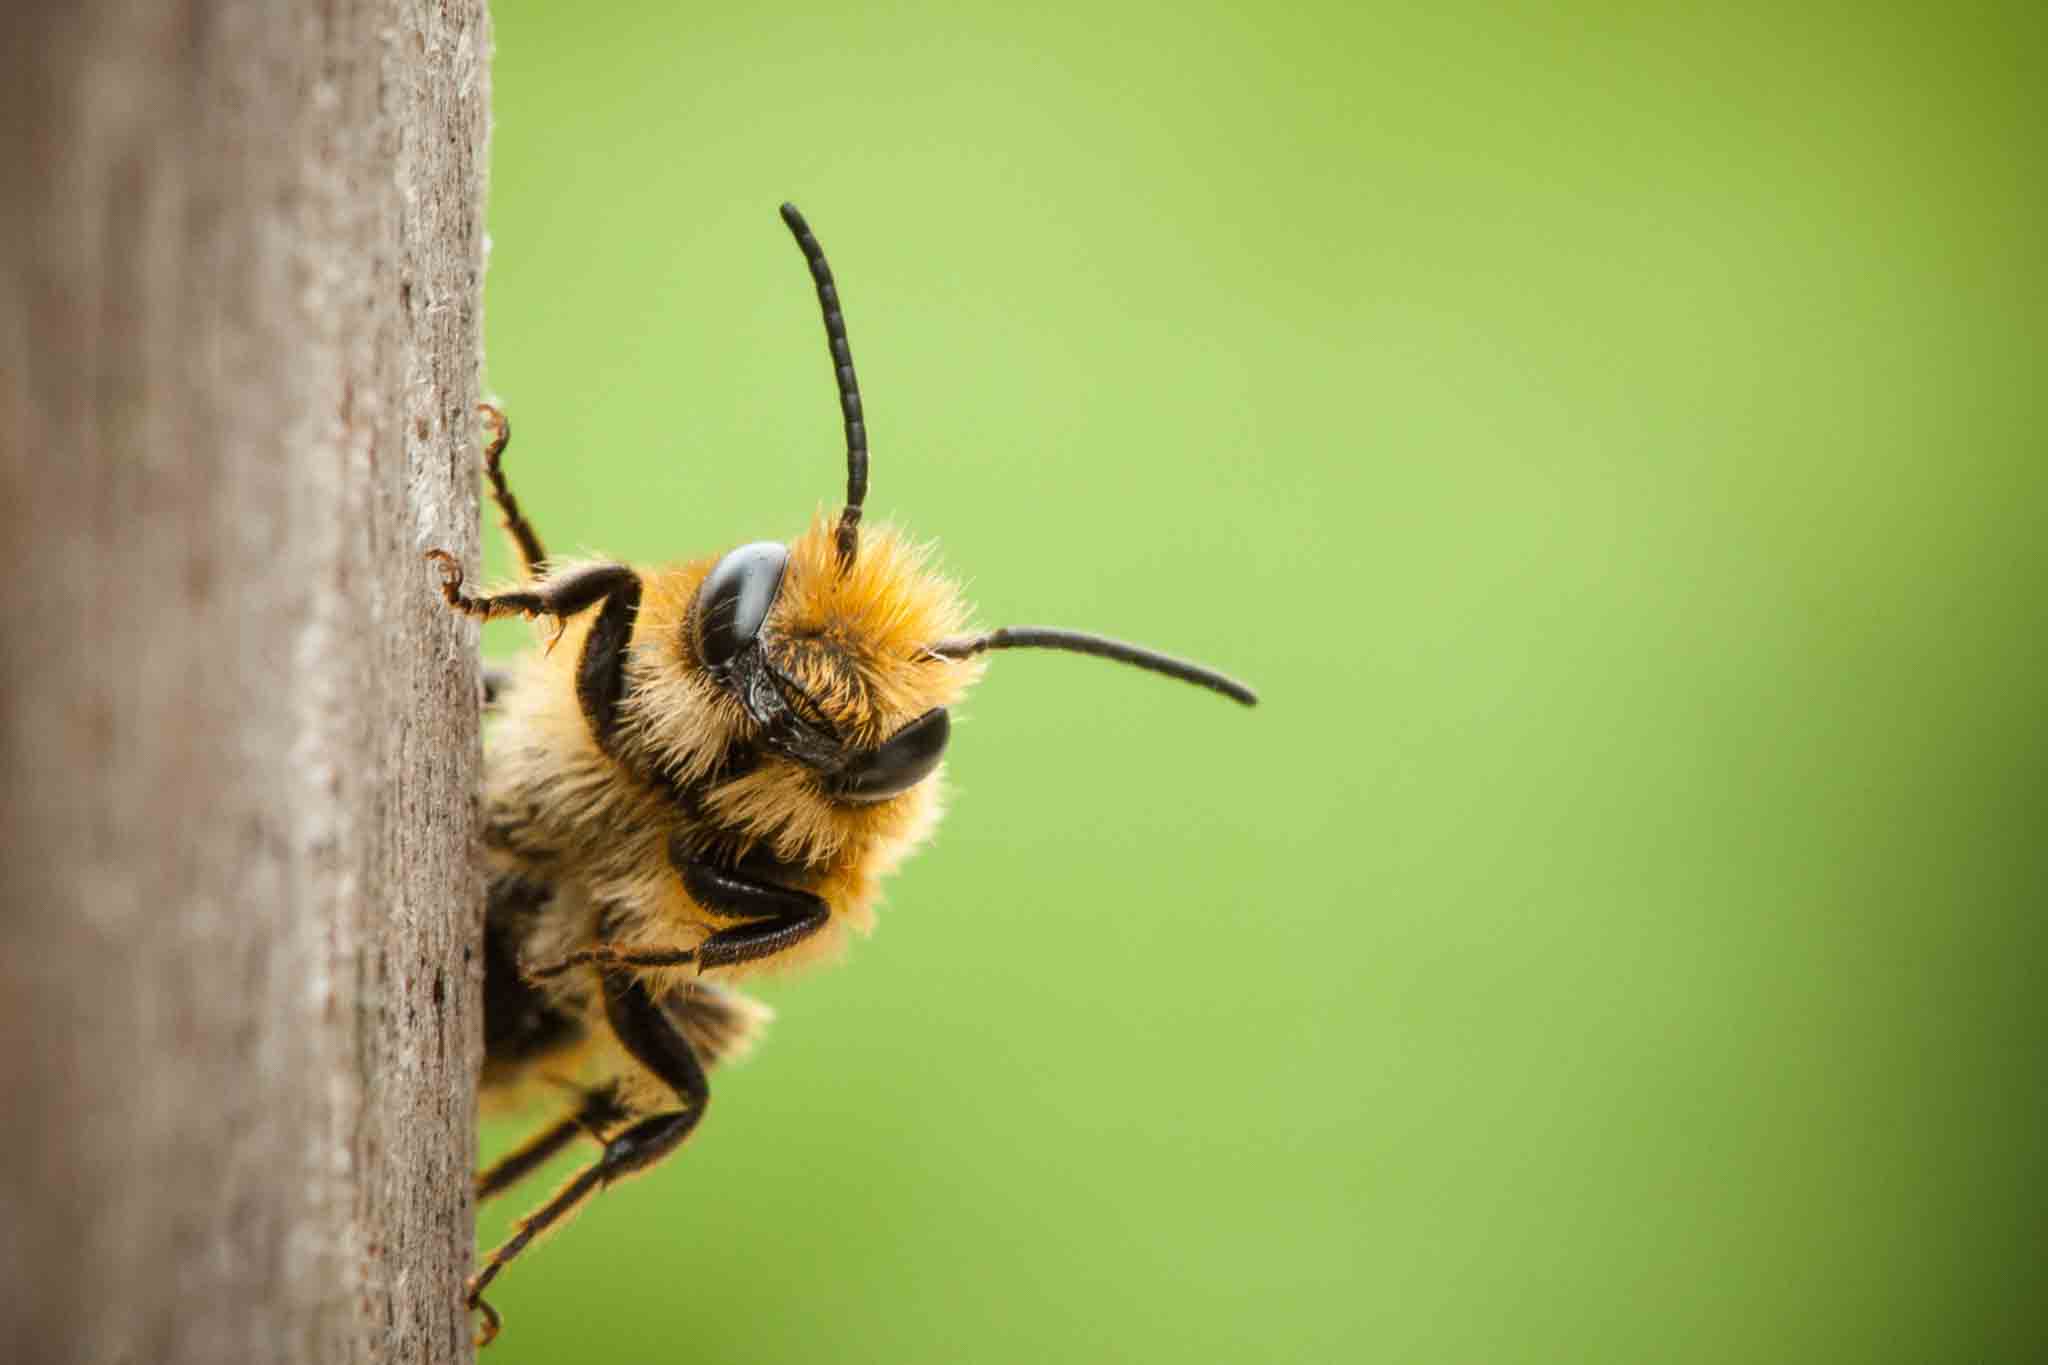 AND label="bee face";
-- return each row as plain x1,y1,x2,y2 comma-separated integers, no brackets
687,517,982,806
